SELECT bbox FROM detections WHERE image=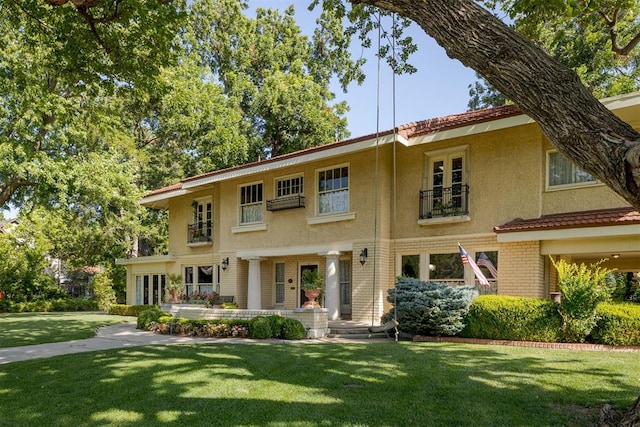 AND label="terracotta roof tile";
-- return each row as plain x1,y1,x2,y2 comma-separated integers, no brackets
494,207,640,233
